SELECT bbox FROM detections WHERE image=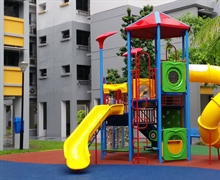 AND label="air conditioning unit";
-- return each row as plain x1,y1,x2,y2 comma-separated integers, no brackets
30,87,37,96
